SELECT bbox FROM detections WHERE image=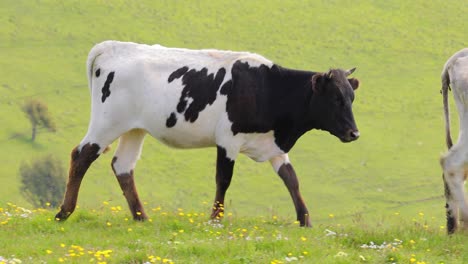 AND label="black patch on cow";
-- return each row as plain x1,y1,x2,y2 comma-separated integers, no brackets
95,68,101,78
168,66,189,83
443,175,457,234
220,80,233,95
446,206,456,234
223,61,314,152
215,145,235,193
176,96,187,113
101,71,115,103
167,67,226,126
166,112,177,128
